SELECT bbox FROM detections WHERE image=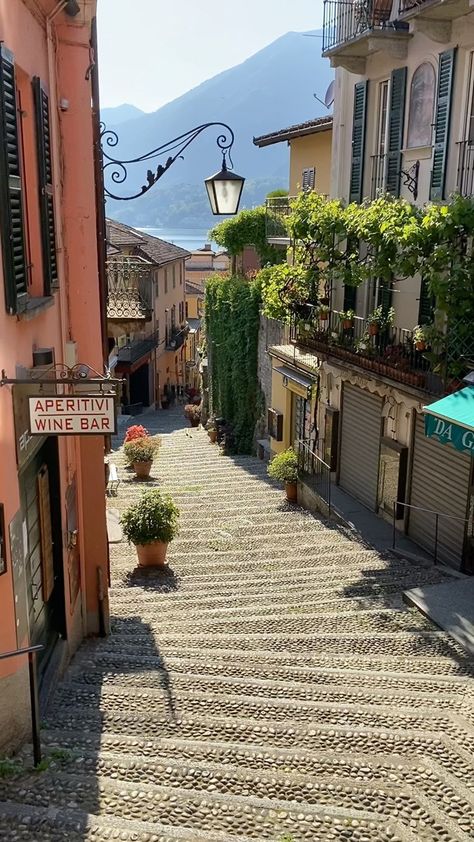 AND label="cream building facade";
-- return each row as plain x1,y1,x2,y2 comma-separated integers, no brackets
304,0,474,570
